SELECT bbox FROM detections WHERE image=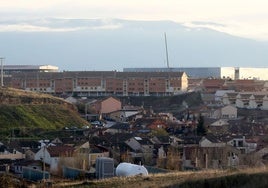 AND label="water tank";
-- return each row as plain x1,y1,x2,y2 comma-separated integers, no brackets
95,157,114,179
115,162,148,177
